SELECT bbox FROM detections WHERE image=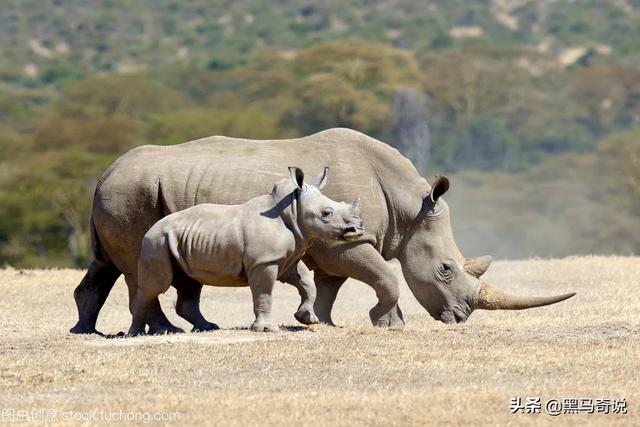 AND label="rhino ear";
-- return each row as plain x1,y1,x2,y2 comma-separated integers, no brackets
428,175,450,203
313,166,330,189
464,255,492,278
288,167,305,190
